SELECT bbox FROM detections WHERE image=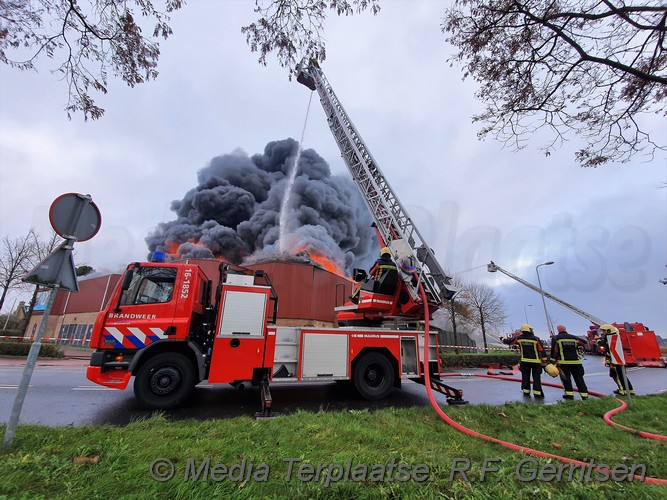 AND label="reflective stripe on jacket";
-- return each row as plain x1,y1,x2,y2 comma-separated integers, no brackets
369,259,397,280
504,333,546,364
550,332,585,365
